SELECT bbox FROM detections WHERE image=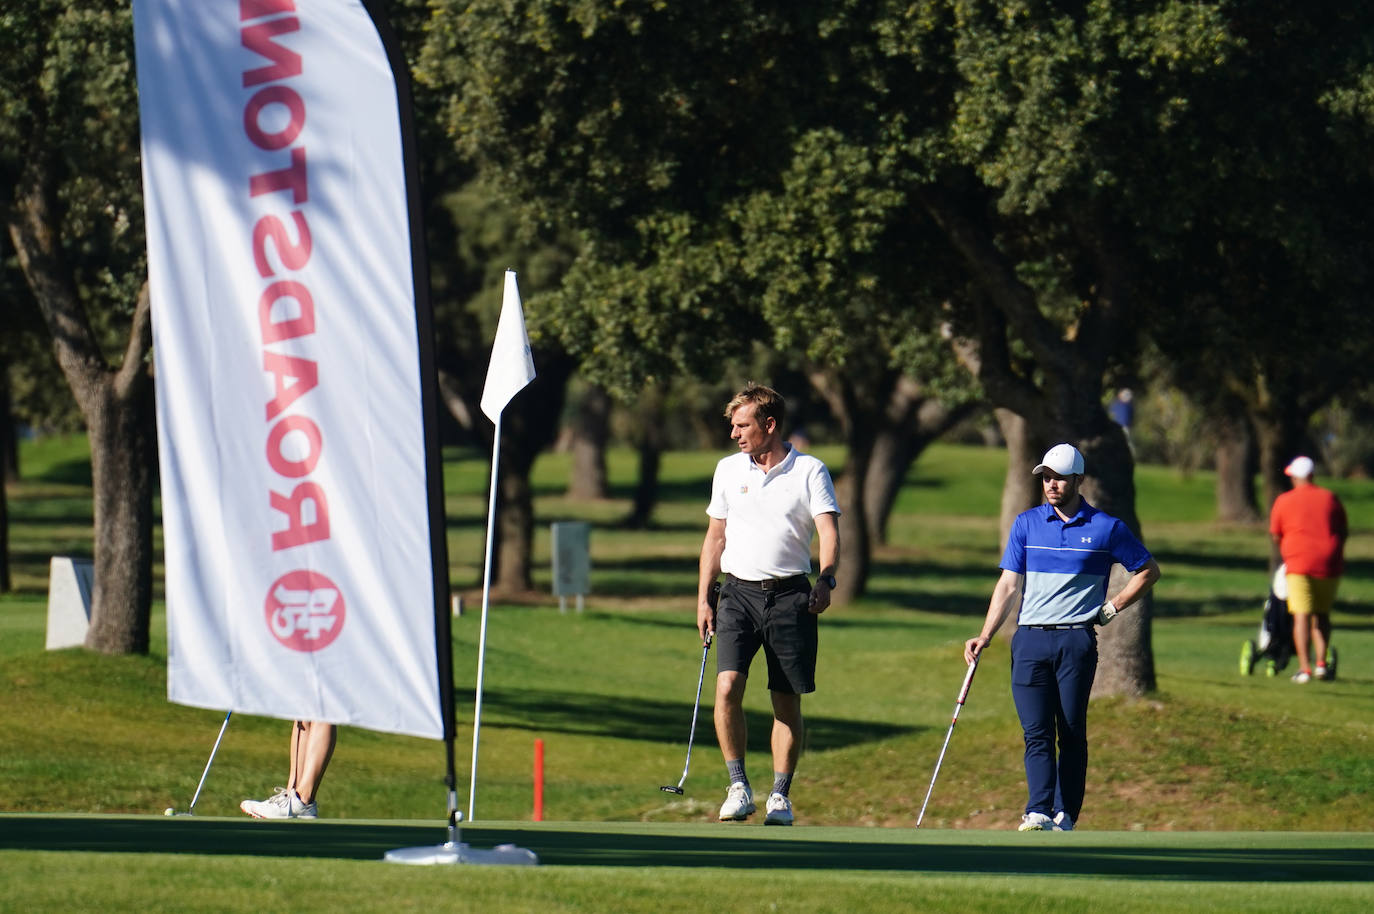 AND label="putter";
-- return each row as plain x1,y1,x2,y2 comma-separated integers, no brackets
166,710,232,816
660,633,712,795
916,654,980,828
